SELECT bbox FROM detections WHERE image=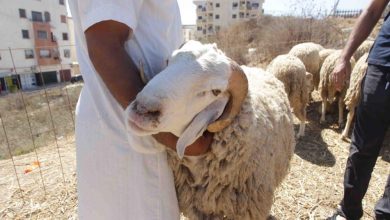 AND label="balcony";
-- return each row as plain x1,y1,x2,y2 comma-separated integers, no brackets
197,6,207,13
207,15,214,22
